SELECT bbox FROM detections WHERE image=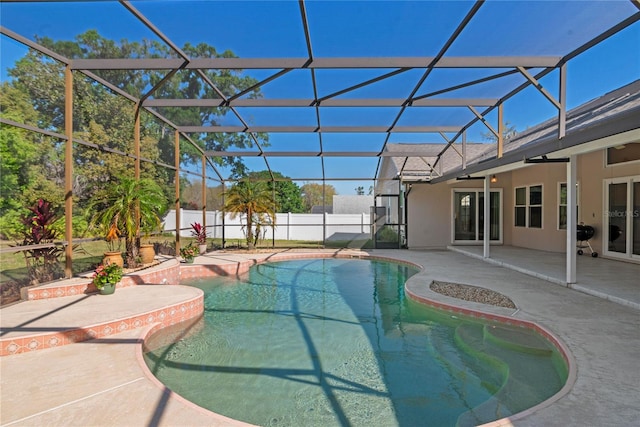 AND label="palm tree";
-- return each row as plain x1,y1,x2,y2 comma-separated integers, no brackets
87,178,167,267
223,181,276,250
